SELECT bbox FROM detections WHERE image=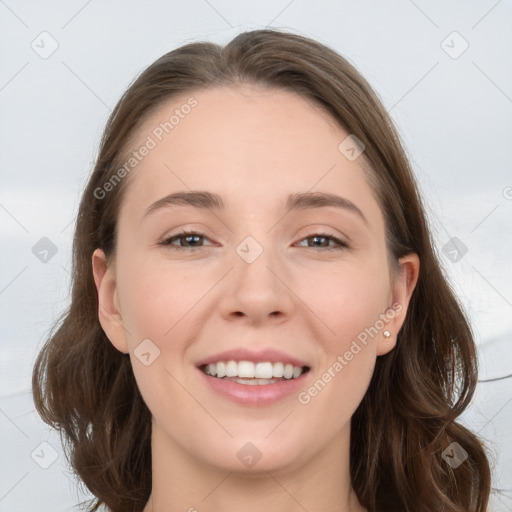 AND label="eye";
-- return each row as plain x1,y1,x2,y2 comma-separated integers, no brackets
296,232,350,251
159,230,350,252
159,230,213,250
